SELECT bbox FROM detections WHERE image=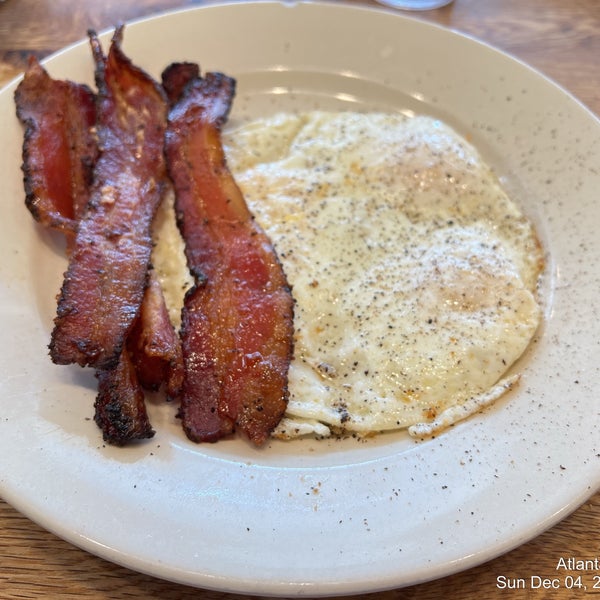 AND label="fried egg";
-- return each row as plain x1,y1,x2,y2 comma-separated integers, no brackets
156,110,543,440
